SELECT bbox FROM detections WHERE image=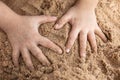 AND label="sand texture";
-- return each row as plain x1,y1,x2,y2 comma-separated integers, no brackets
0,0,120,80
